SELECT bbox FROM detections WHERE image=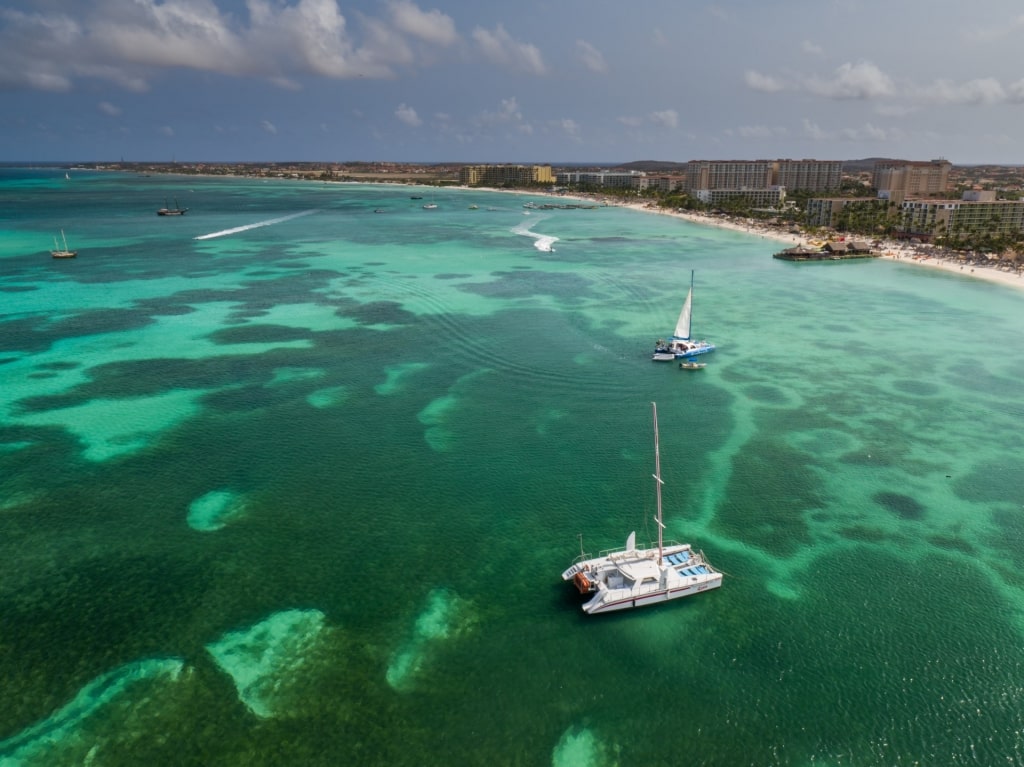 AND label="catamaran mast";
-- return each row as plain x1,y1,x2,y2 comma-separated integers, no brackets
689,269,694,329
652,402,665,564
